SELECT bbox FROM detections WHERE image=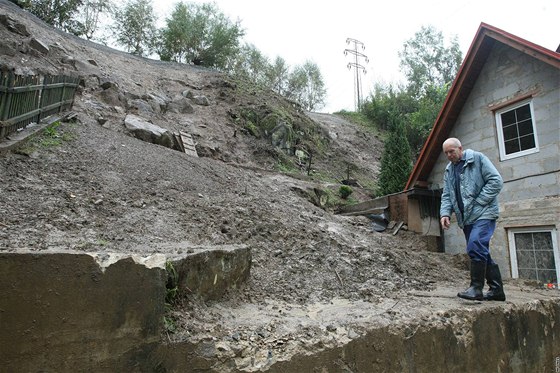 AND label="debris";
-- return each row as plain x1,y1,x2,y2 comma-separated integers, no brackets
392,221,404,235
